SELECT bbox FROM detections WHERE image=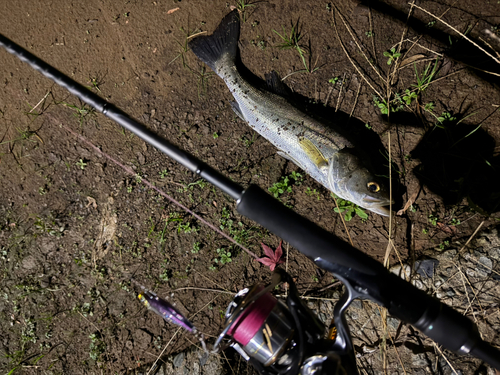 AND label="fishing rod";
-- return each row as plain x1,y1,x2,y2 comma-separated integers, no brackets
1,34,499,374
